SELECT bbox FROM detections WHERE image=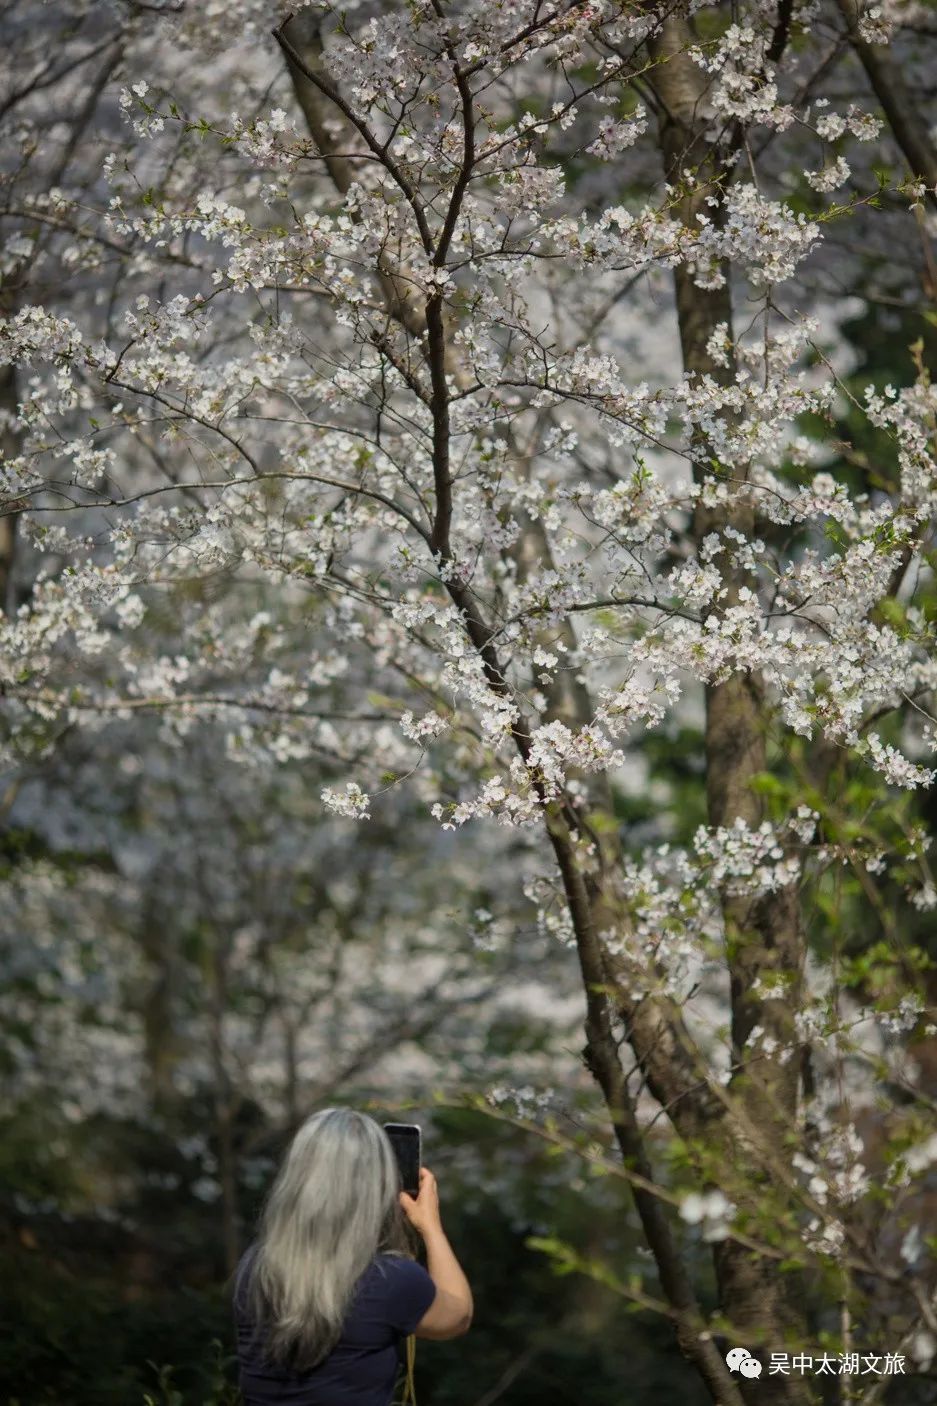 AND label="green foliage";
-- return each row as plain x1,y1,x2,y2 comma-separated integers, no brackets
142,1343,241,1406
0,1247,237,1405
